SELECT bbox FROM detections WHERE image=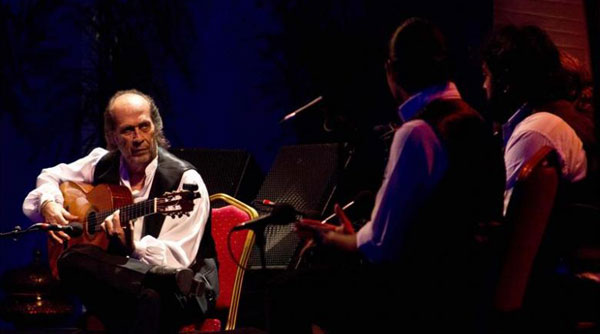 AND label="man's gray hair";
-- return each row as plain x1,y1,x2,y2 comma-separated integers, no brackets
104,89,170,150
